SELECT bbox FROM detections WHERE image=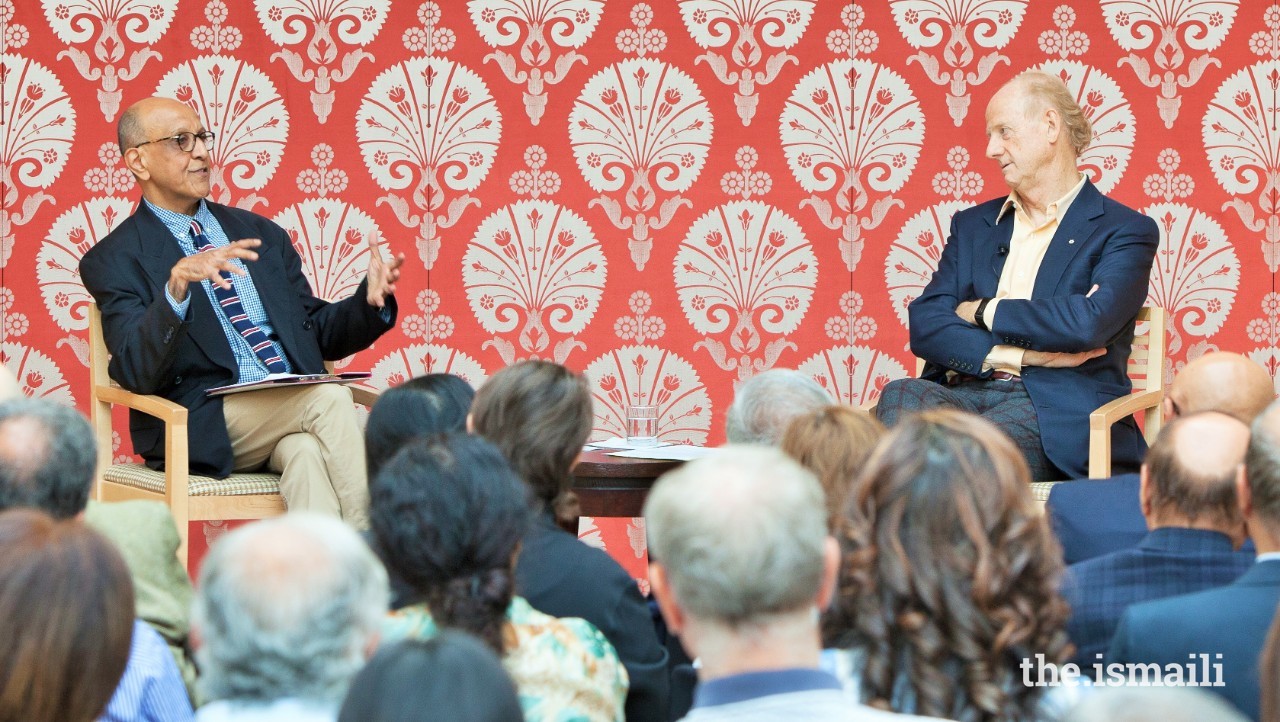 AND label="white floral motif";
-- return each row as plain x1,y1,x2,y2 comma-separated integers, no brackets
462,200,608,365
469,0,604,125
192,0,244,53
797,346,908,407
1,0,28,50
295,144,349,197
570,59,714,270
0,56,76,269
781,59,923,272
508,145,561,198
357,57,502,269
884,201,970,329
1039,5,1090,58
1145,204,1240,358
585,346,710,446
679,0,815,125
616,3,667,57
1104,0,1239,128
827,4,876,57
1142,148,1195,201
1038,61,1134,195
931,146,984,200
674,201,817,379
156,57,290,212
720,146,772,199
367,344,488,393
890,0,1026,126
39,198,134,333
40,0,174,120
824,291,878,344
400,289,454,344
256,0,389,123
1204,61,1280,270
614,291,666,342
2,343,75,405
83,143,133,196
272,200,379,303
1250,3,1280,58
